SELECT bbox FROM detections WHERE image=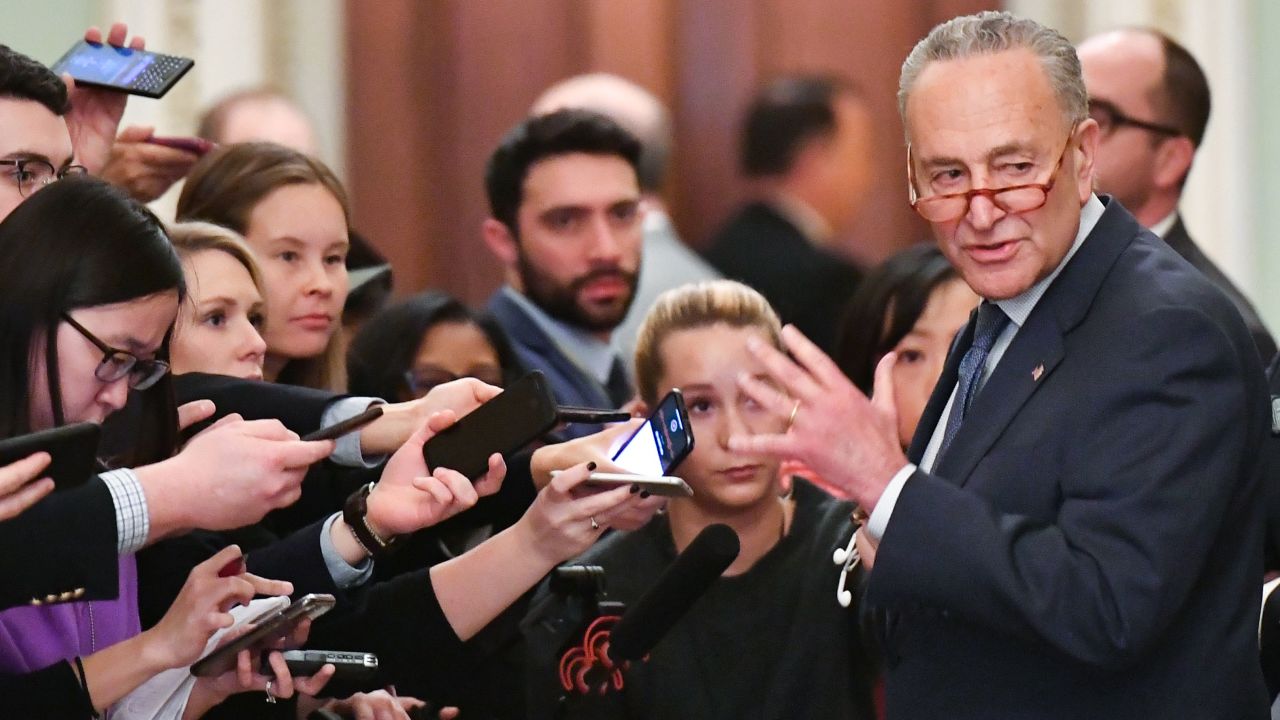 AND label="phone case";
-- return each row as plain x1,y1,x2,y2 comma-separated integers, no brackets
423,371,559,479
0,422,100,491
